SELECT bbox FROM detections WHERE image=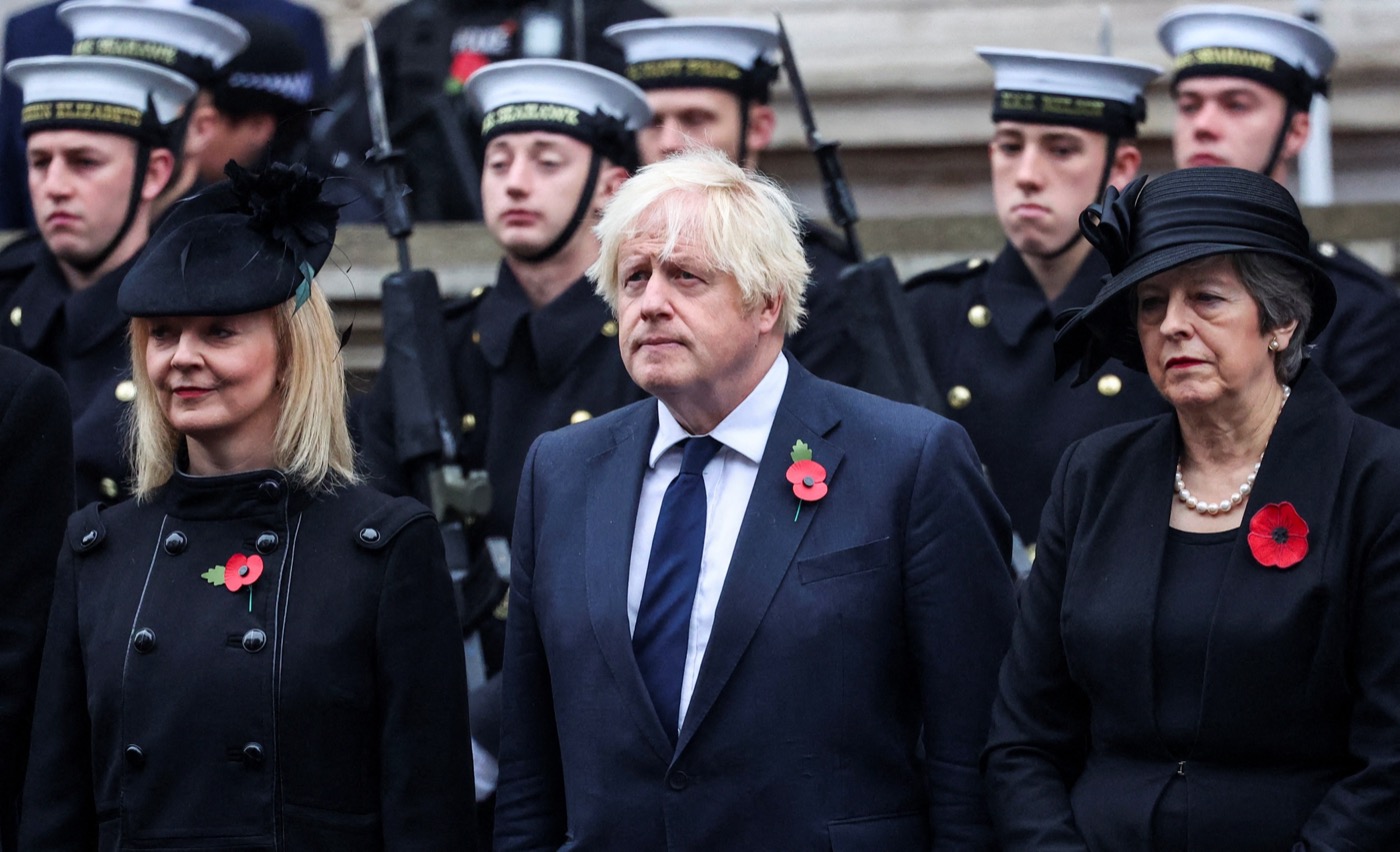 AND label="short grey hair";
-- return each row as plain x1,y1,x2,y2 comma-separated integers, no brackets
1231,253,1314,384
589,146,811,335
